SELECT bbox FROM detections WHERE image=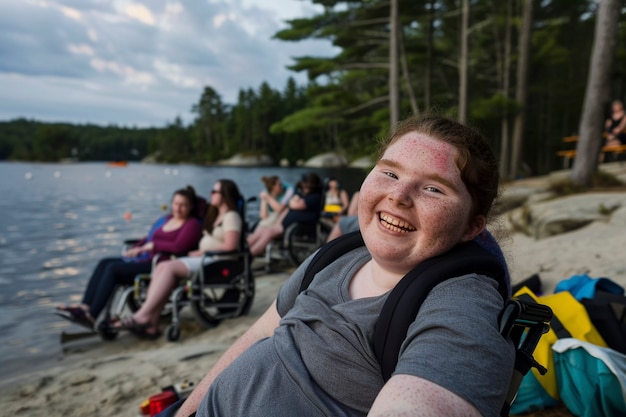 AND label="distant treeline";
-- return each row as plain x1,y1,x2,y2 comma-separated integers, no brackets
0,77,340,164
0,118,157,162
